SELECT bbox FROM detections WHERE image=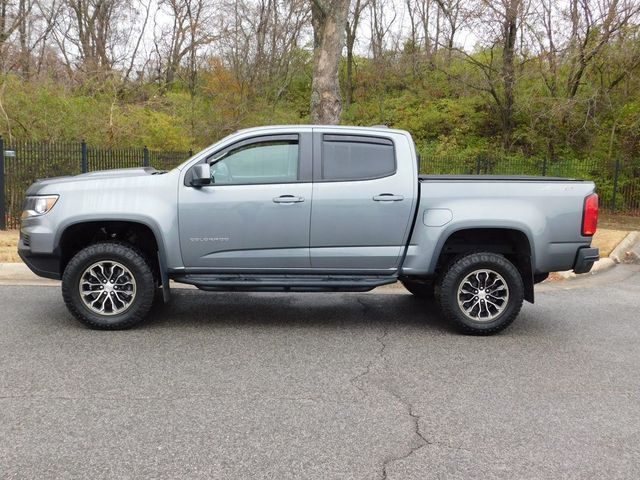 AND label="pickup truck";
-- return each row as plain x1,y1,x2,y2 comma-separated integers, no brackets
18,125,599,334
